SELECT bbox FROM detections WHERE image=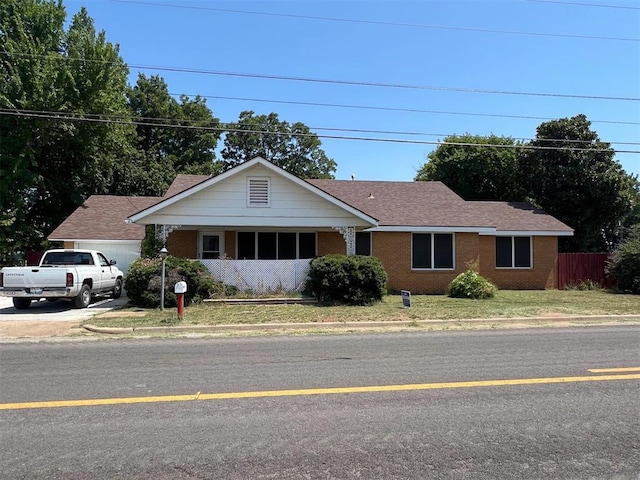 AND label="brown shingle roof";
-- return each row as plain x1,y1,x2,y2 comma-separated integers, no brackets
307,179,572,232
308,179,468,226
50,175,572,241
164,174,210,198
469,201,573,232
48,195,162,241
158,175,572,232
309,180,571,232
